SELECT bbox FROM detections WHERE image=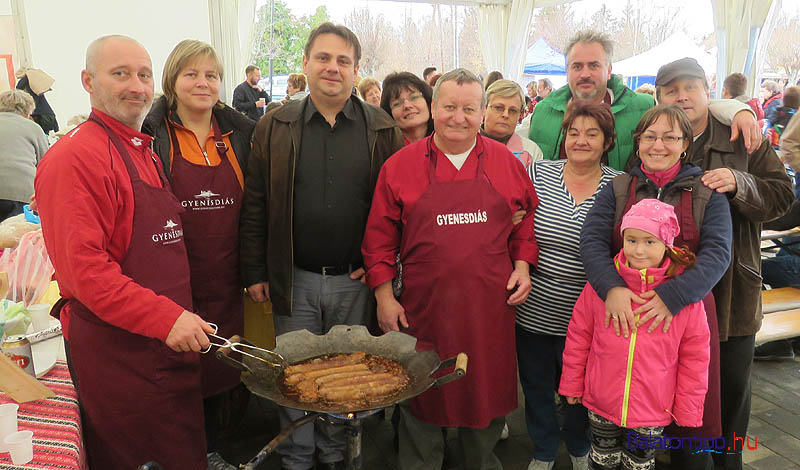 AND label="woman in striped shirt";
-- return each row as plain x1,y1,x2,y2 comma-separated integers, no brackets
517,102,622,470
